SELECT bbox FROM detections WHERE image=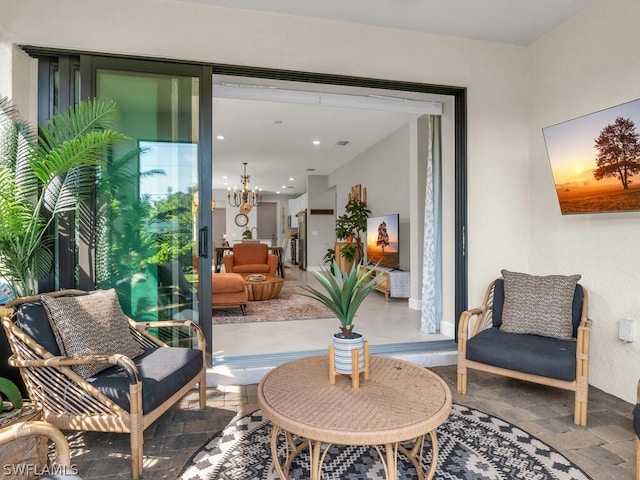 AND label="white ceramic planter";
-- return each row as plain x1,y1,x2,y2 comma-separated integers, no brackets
332,332,365,374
